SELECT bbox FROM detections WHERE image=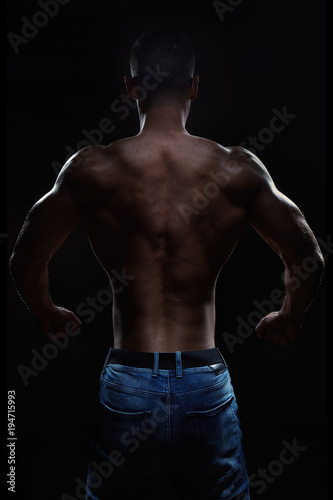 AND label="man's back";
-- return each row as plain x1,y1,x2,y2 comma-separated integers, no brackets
10,120,324,350
9,26,324,350
73,132,251,351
